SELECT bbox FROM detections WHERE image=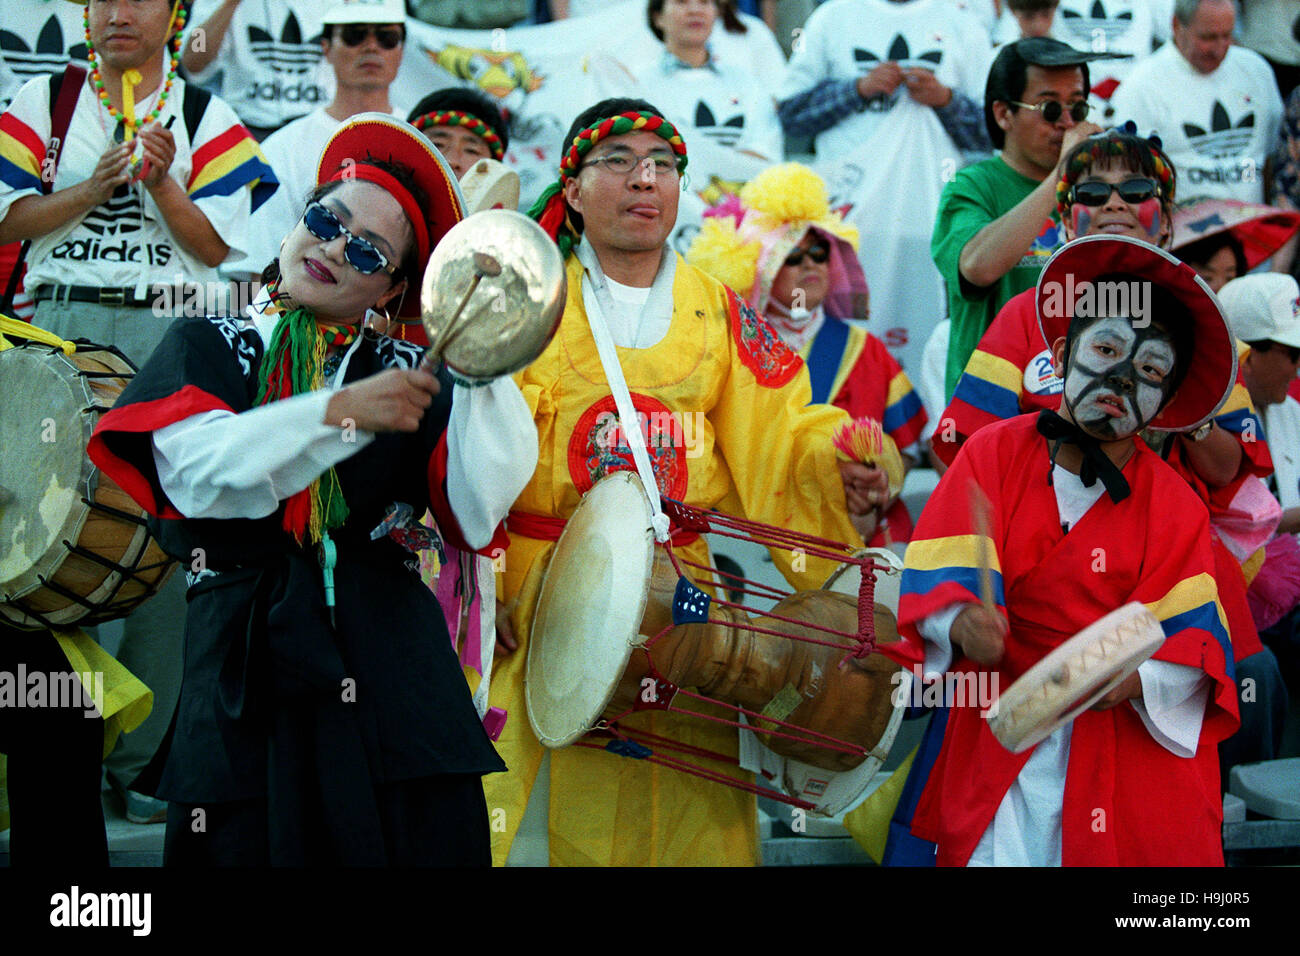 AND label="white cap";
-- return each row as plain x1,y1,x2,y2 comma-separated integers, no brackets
322,0,405,26
1217,273,1300,349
